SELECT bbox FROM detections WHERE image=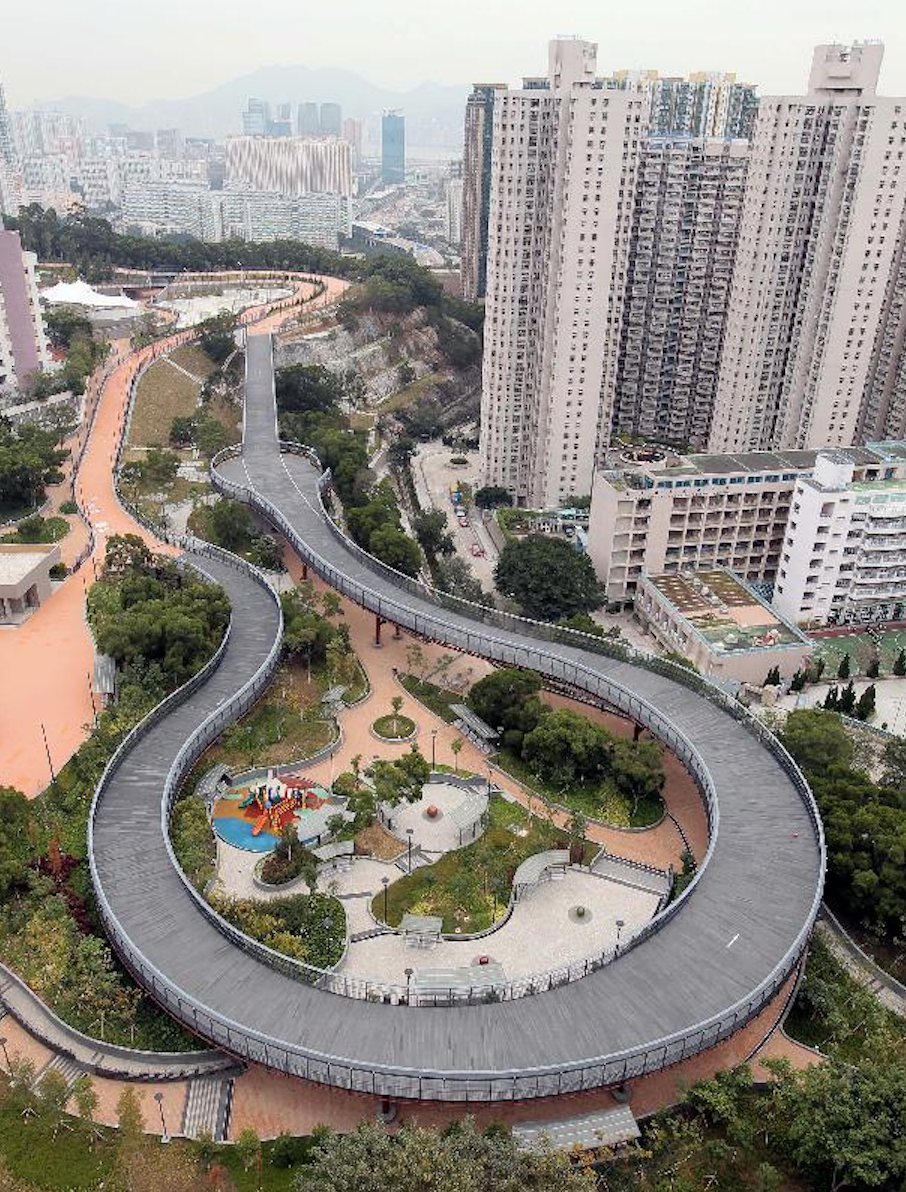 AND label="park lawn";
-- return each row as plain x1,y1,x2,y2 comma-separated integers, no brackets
398,672,460,724
2,515,69,544
372,713,416,739
373,794,595,933
206,390,242,444
129,358,199,447
341,658,369,705
492,746,664,828
184,658,338,782
168,342,217,379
